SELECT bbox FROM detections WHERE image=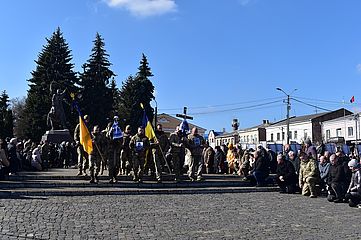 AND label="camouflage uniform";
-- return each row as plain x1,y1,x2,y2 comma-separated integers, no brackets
74,122,89,175
187,131,205,181
120,126,132,175
169,130,185,181
151,130,169,182
106,119,123,183
129,132,150,182
89,128,107,183
299,157,320,197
